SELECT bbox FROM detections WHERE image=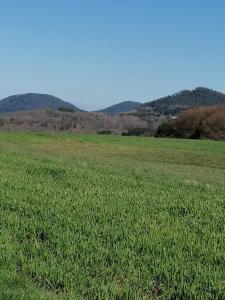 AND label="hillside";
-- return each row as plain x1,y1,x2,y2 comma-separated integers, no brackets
138,87,225,117
0,93,79,113
155,104,225,140
98,101,141,114
0,109,148,133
